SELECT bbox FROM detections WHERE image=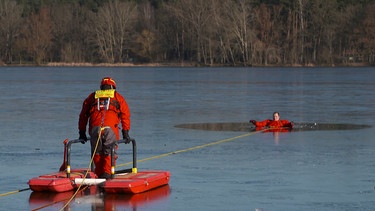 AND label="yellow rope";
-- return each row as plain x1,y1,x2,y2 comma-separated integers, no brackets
57,127,103,211
116,129,267,168
31,186,88,211
0,188,30,197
